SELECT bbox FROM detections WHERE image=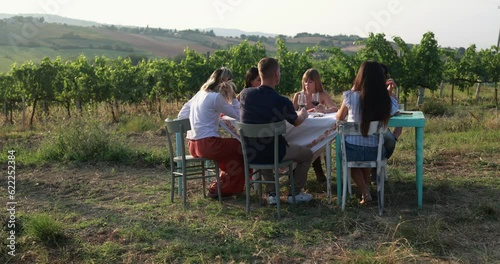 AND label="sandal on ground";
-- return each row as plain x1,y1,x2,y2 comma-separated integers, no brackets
360,193,373,205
